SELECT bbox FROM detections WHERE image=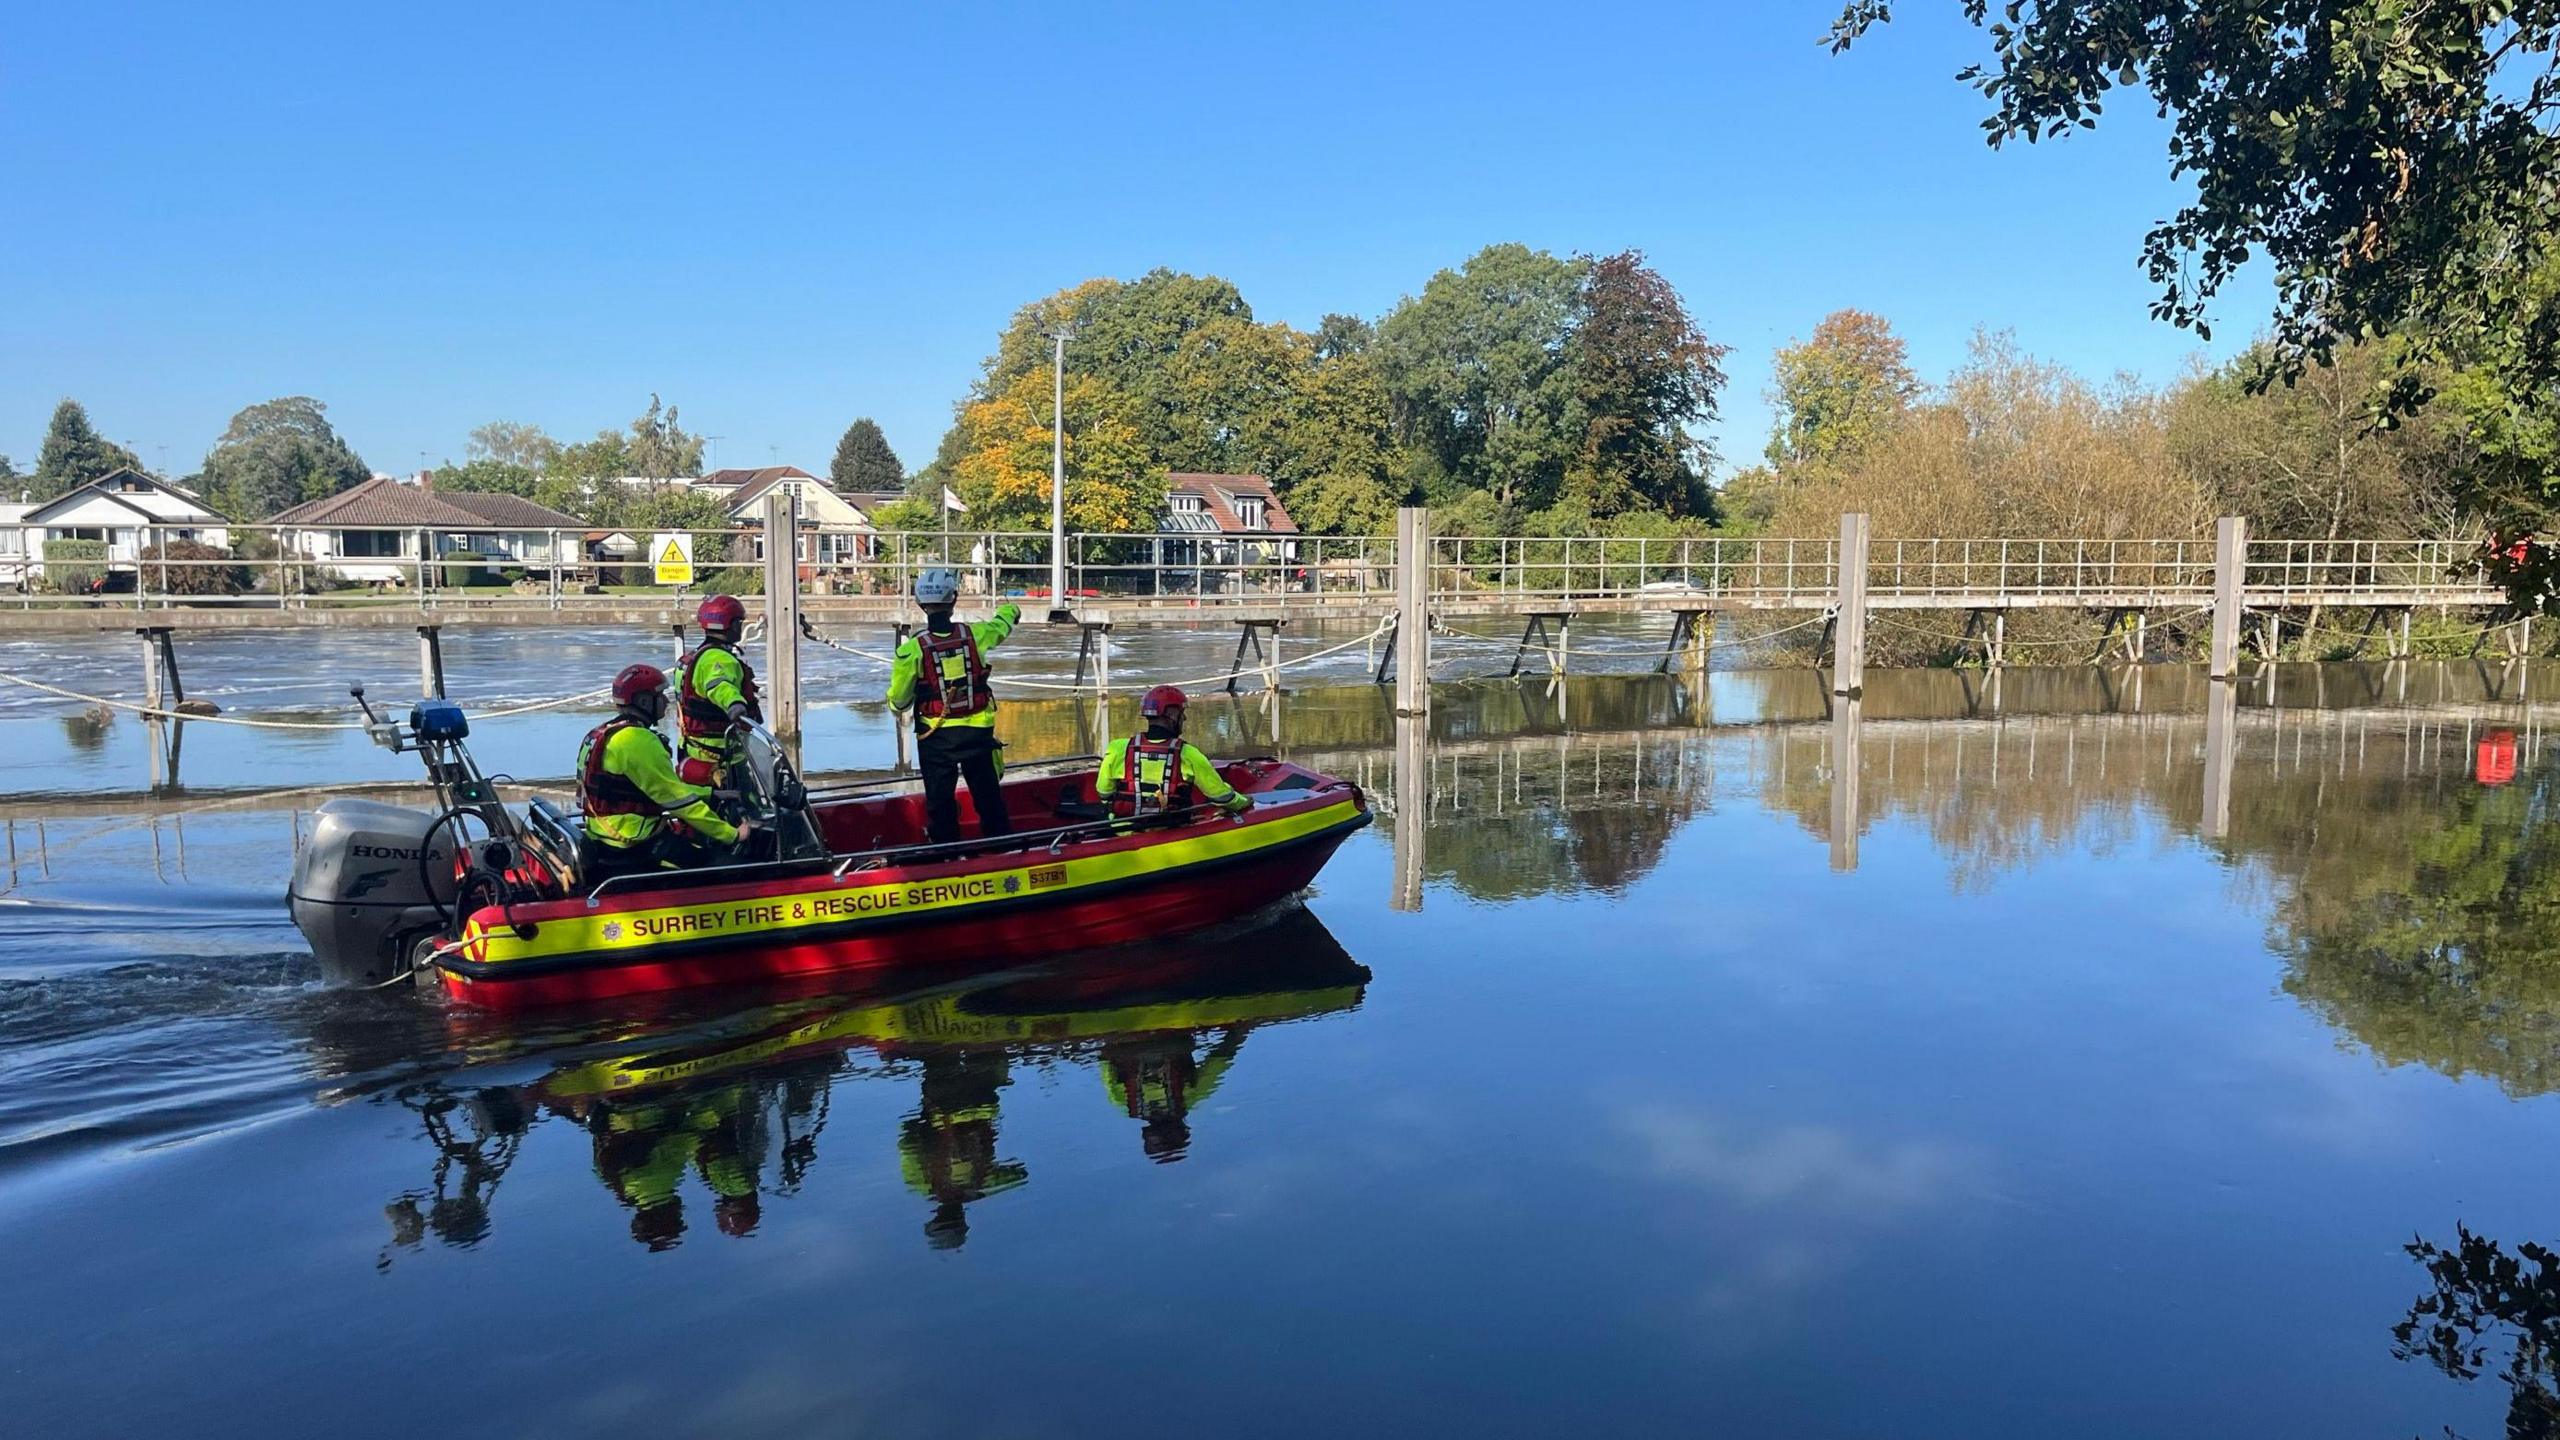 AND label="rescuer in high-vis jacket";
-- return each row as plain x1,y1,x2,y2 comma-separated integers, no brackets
1095,685,1250,819
886,568,1020,845
577,663,744,881
676,593,761,787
